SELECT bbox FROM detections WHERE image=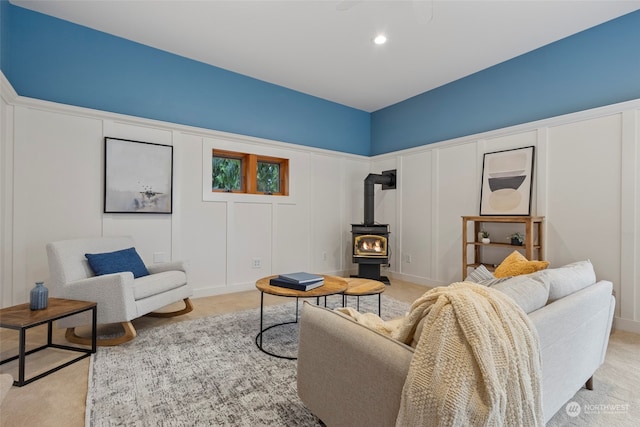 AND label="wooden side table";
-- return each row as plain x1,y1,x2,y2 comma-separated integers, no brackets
0,298,97,386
